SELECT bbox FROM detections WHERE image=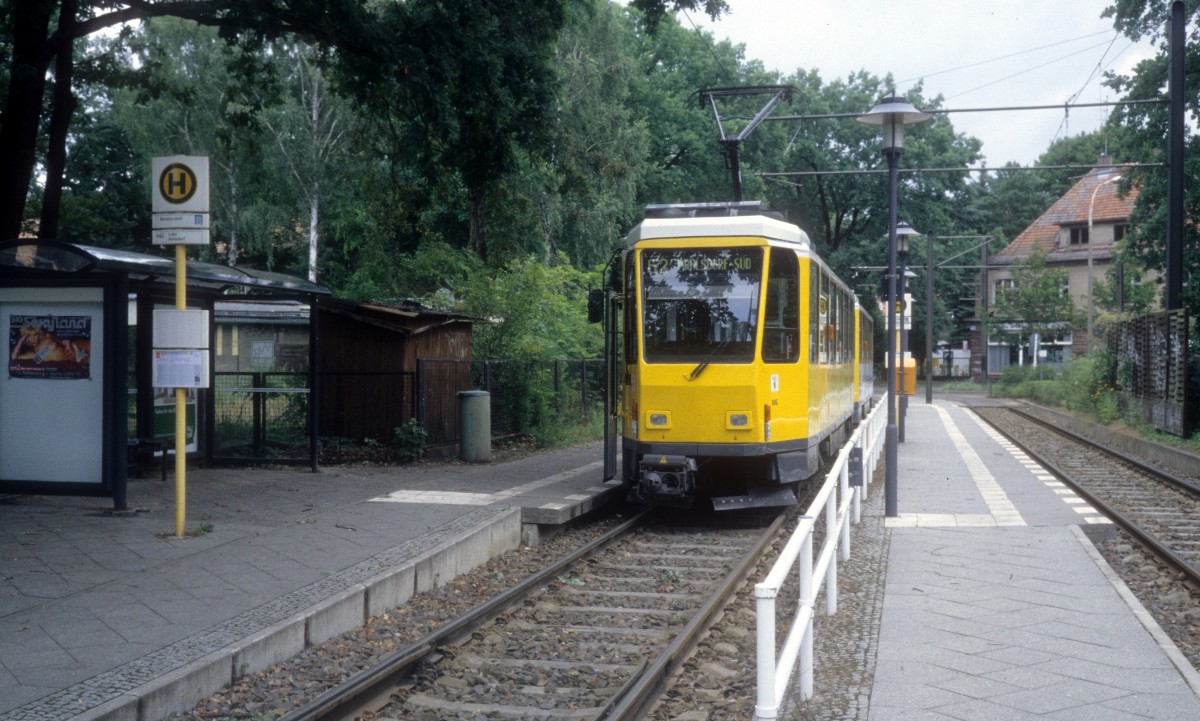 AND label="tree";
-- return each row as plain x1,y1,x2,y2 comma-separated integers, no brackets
989,247,1083,356
1,0,730,245
1,0,387,240
972,165,1054,245
1105,0,1200,318
624,8,749,207
52,120,149,249
107,18,282,266
258,44,352,281
460,255,603,360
